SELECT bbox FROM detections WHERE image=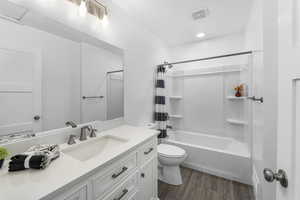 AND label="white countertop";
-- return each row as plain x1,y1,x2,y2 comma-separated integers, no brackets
0,125,159,200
